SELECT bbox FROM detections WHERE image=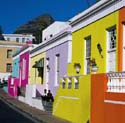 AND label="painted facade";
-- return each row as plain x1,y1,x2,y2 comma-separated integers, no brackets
46,42,69,96
53,0,125,123
3,34,35,43
12,57,20,78
8,44,34,97
27,21,72,99
28,52,46,97
8,56,20,97
18,21,72,110
20,51,30,87
0,40,25,80
6,1,125,123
